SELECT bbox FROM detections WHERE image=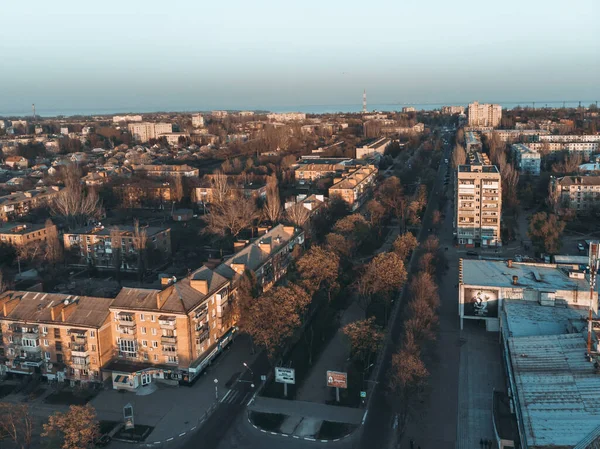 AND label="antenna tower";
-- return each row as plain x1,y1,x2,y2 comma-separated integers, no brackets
32,104,36,121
